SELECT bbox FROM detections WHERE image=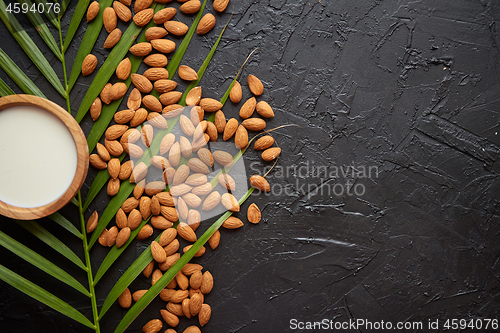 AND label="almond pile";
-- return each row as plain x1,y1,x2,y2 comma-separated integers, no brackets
84,0,283,331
